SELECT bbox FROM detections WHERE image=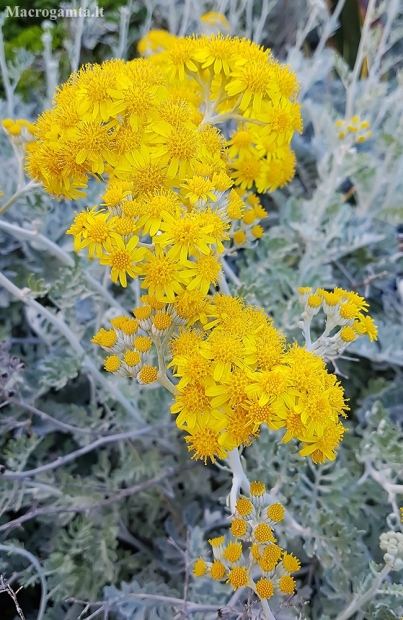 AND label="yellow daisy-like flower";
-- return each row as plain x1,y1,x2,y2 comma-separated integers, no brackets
141,246,185,303
278,574,296,594
282,552,301,573
223,541,243,563
181,176,217,204
180,253,222,294
227,566,249,590
150,120,200,181
353,313,378,342
154,211,215,263
136,189,182,236
255,577,274,599
184,415,228,464
236,497,253,517
210,560,226,580
193,557,208,577
267,502,285,522
230,518,248,538
100,236,146,287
